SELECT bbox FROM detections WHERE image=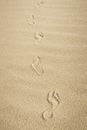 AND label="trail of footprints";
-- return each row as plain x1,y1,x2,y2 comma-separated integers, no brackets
42,91,61,120
26,0,87,124
31,56,61,120
27,0,61,121
26,0,44,42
